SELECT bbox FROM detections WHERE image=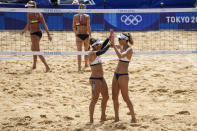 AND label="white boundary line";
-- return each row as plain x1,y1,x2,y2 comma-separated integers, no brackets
0,50,196,55
0,56,194,61
0,8,197,13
